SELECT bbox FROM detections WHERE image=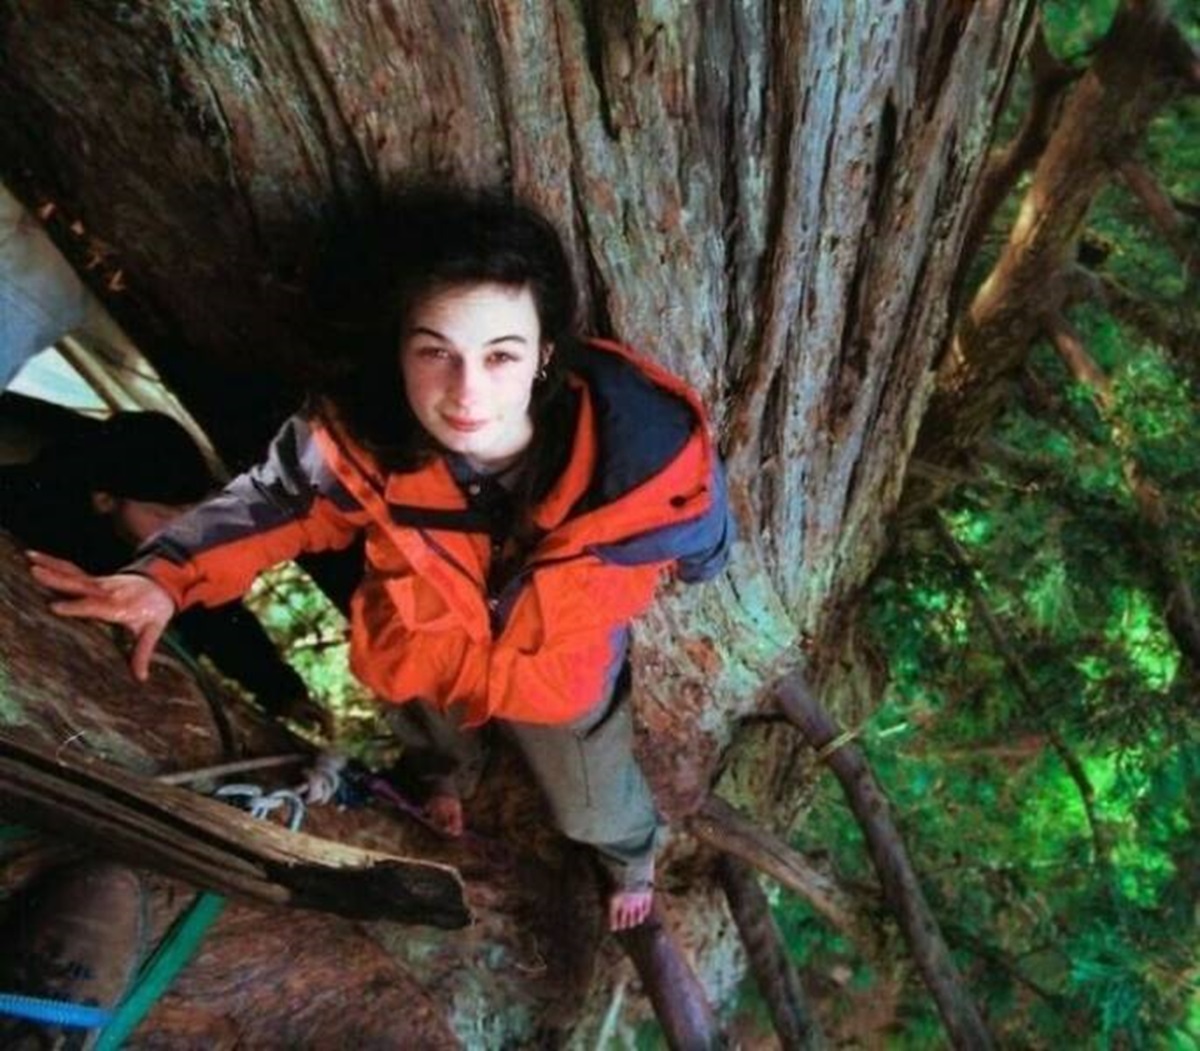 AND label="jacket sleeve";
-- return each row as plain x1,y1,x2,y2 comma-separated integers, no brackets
589,454,736,581
128,414,368,610
674,456,735,583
